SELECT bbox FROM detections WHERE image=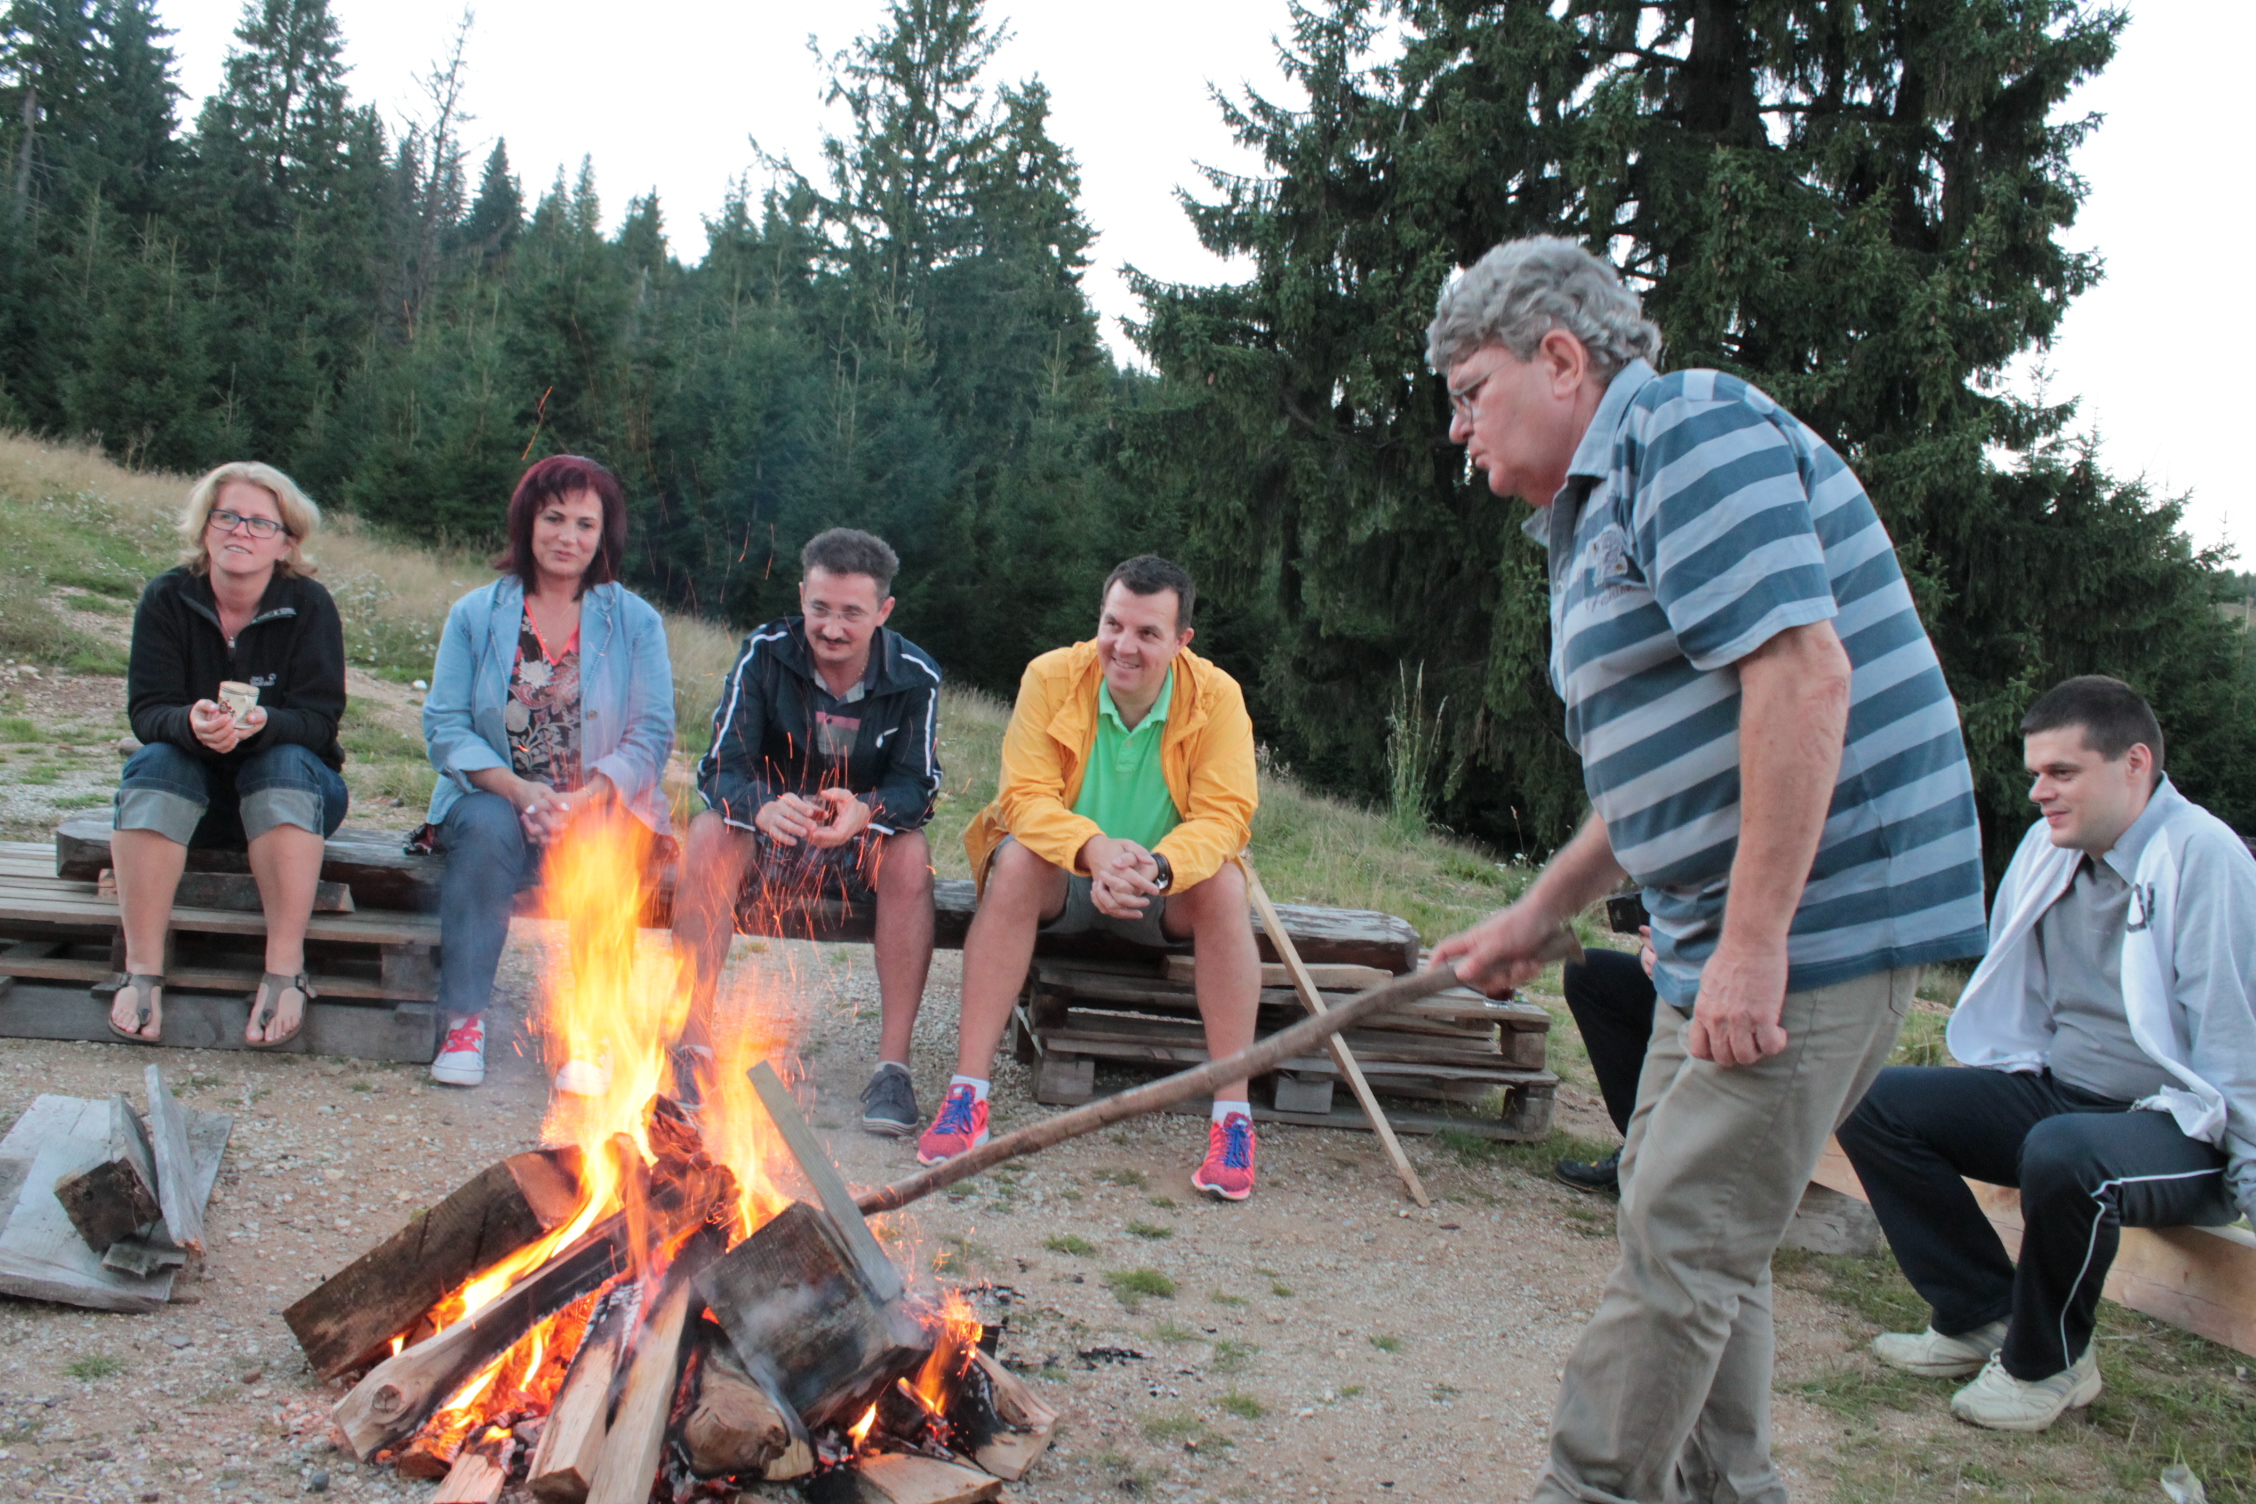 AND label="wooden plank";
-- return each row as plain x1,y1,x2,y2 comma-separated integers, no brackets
0,1093,230,1311
1031,965,1545,1032
52,1093,160,1253
526,1287,631,1502
143,1065,204,1254
1812,1138,2256,1359
286,1146,586,1380
0,884,440,945
747,1061,903,1304
966,1346,1058,1481
54,819,442,913
0,979,444,1062
1162,954,1391,991
1044,1007,1536,1069
0,944,433,1001
431,1428,514,1504
98,867,355,914
586,1227,723,1504
851,1453,1002,1504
